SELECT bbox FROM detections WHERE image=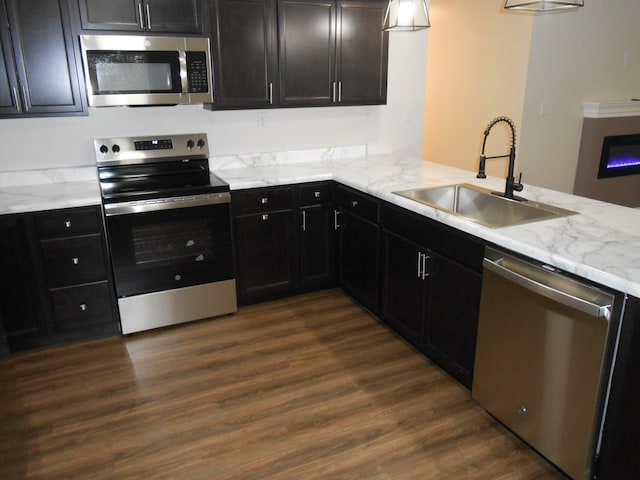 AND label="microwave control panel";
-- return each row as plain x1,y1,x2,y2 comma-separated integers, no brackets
186,52,209,93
